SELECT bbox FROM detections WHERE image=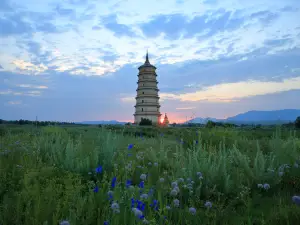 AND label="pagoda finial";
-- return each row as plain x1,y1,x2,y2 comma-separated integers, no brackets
145,50,149,64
